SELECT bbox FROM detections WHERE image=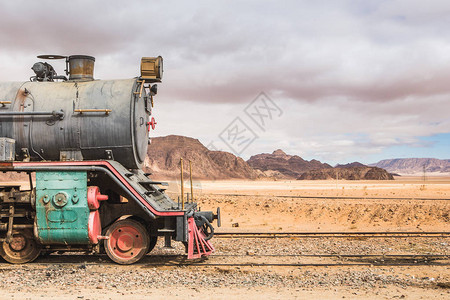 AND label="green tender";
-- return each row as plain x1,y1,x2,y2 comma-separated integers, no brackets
35,171,90,244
